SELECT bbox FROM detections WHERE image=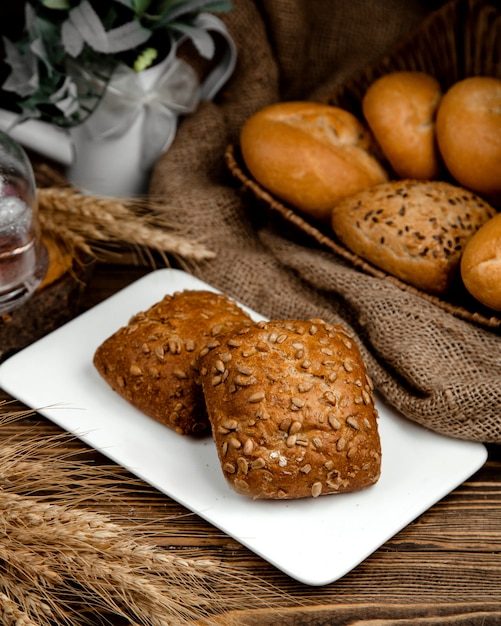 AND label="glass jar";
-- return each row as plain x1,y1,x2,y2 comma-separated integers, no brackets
0,131,48,314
